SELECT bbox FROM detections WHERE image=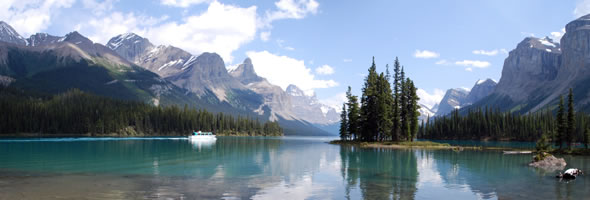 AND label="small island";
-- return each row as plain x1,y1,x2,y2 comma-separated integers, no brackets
329,140,481,150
